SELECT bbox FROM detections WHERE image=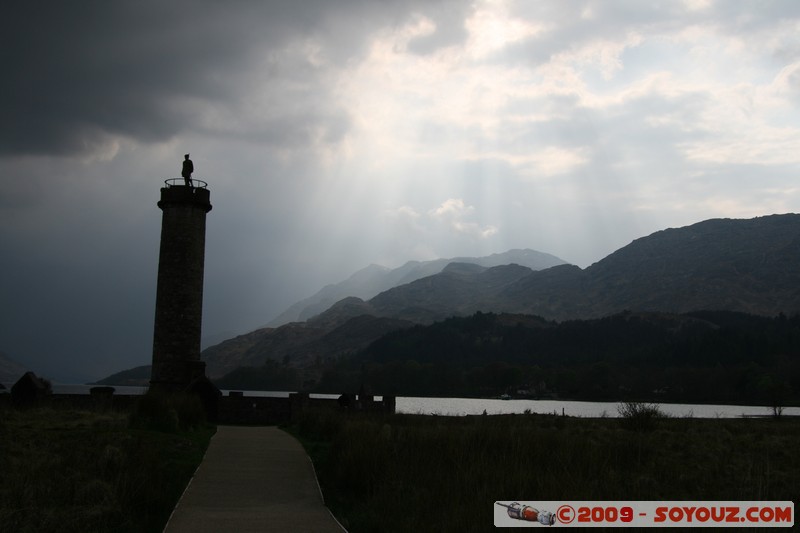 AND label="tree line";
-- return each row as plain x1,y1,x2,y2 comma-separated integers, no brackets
219,310,800,405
